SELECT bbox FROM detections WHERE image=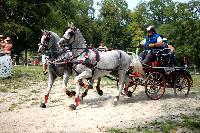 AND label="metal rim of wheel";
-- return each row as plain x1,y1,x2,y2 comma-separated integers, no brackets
173,75,190,97
145,72,166,100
